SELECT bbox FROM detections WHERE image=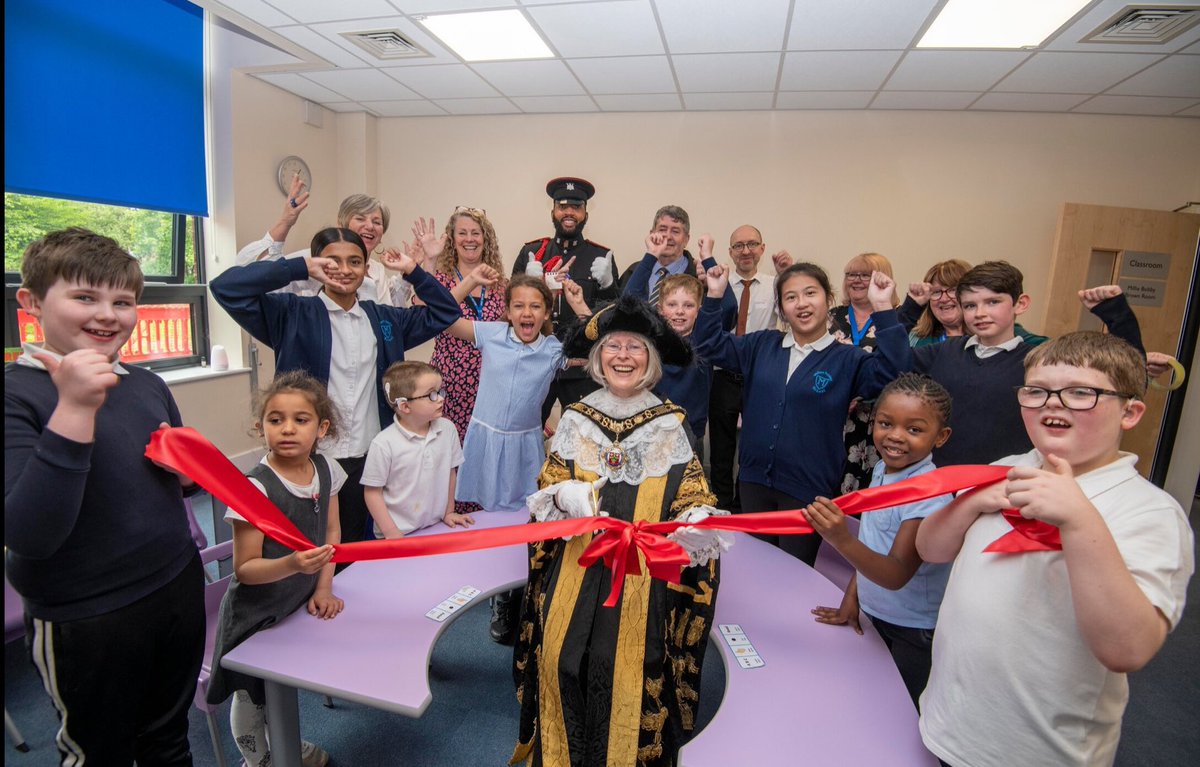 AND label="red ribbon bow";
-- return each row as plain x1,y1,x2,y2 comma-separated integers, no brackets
147,428,1059,608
